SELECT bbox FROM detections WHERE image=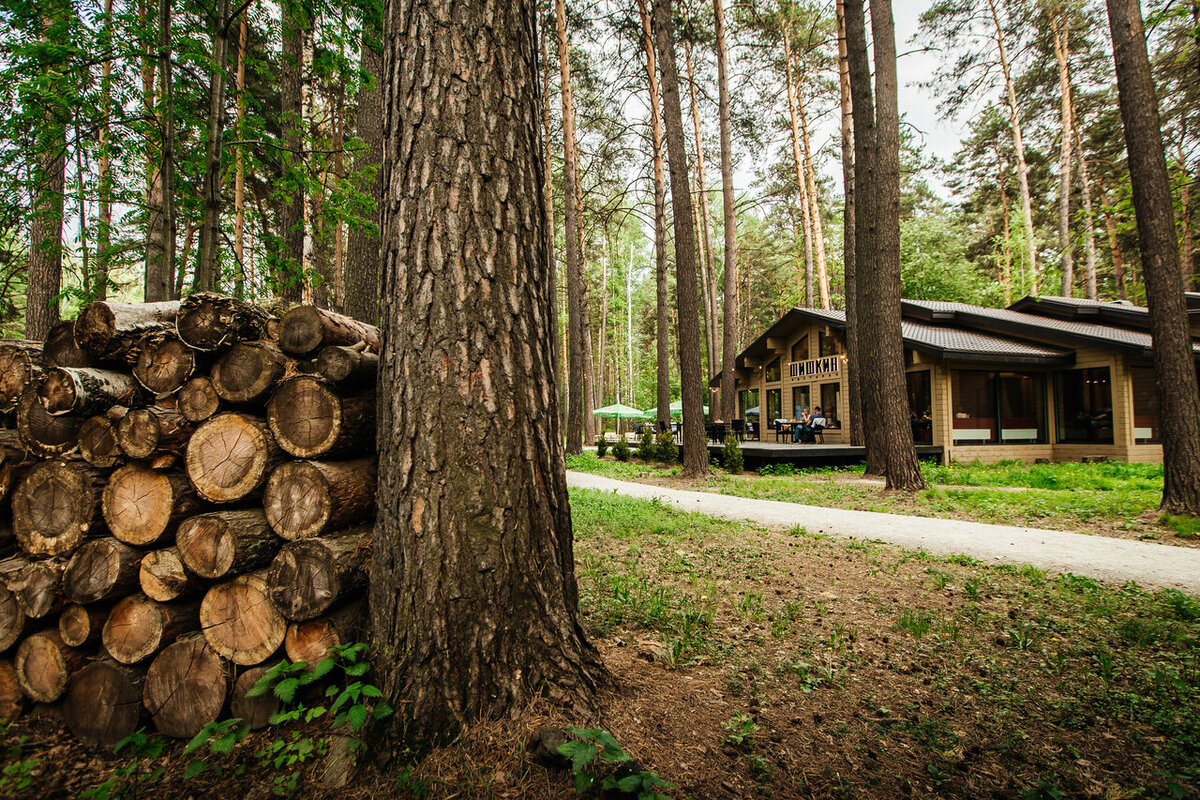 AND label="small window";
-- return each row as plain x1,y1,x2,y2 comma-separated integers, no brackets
820,383,840,428
765,358,781,383
819,330,843,358
790,336,809,363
